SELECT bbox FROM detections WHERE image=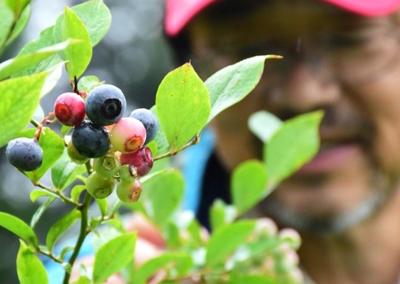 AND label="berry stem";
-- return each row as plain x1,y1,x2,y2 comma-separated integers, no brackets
73,75,79,94
154,135,200,161
34,112,55,141
35,182,78,206
62,193,91,284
